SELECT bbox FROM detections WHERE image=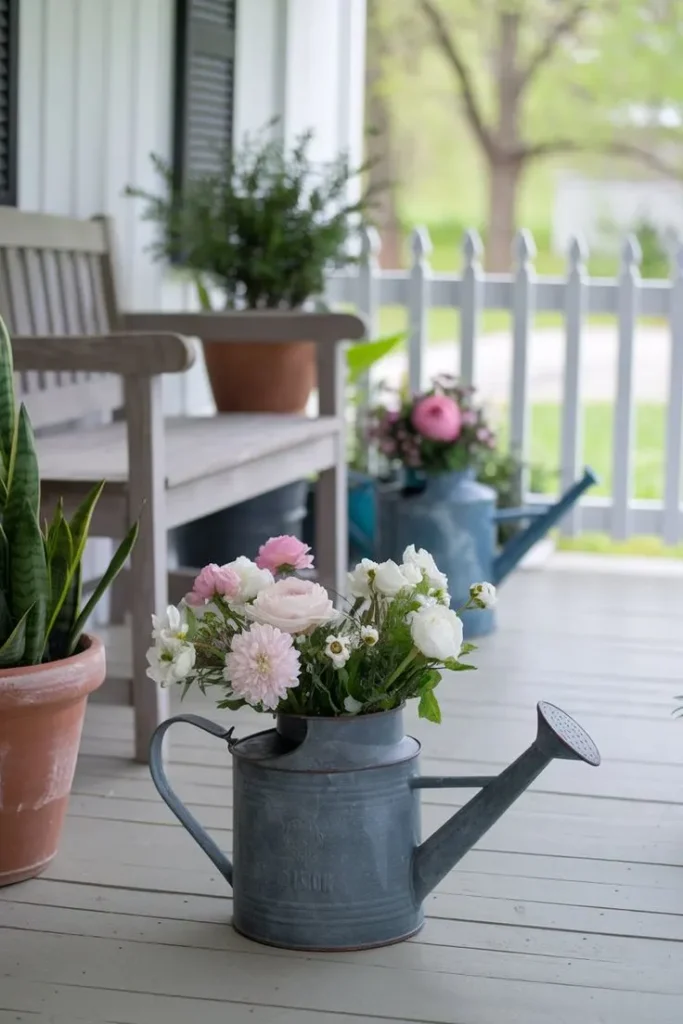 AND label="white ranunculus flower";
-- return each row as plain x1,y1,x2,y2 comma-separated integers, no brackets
344,695,363,714
151,604,188,643
225,556,274,602
248,577,336,634
373,560,413,596
347,558,378,598
146,638,196,687
402,544,449,592
325,634,352,668
400,561,423,586
410,604,464,662
469,581,497,609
